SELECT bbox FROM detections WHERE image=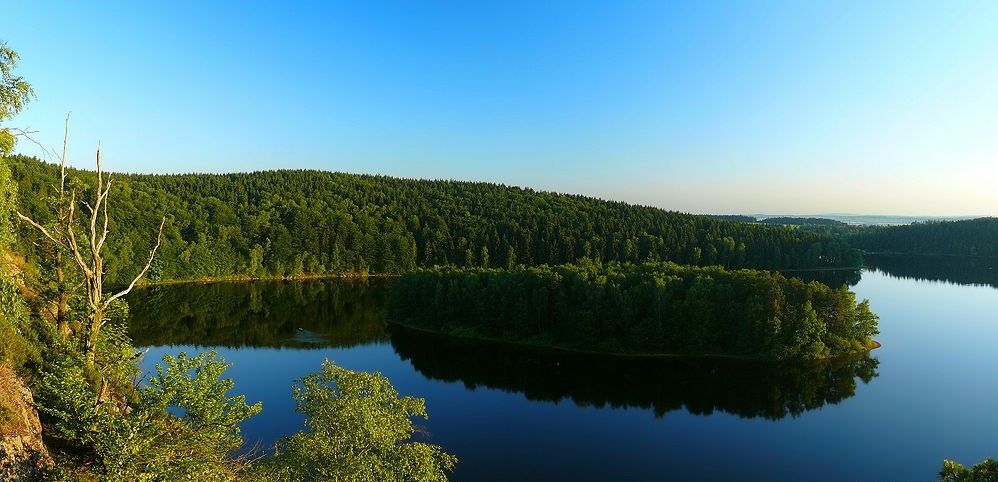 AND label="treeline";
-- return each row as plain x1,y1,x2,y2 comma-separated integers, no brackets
761,217,847,227
850,218,998,257
700,214,758,223
8,156,860,286
388,261,879,360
